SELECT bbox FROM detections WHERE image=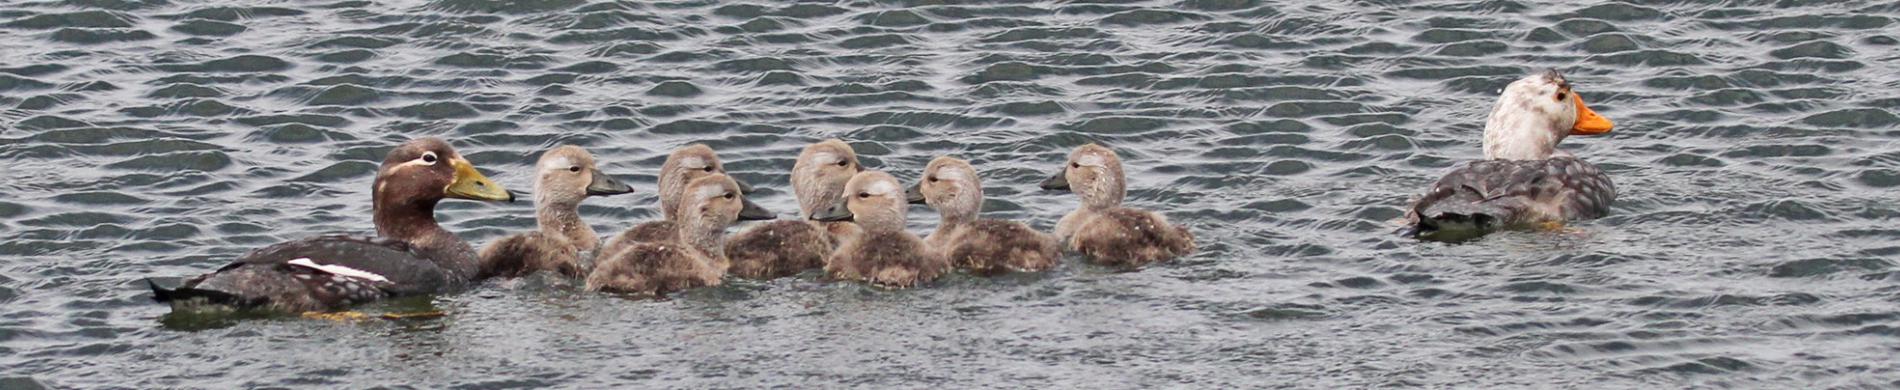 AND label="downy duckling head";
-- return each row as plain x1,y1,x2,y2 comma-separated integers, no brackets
658,144,752,220
535,145,634,207
813,171,906,232
908,156,983,223
1482,69,1615,161
1040,143,1125,210
792,139,863,218
679,173,775,231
